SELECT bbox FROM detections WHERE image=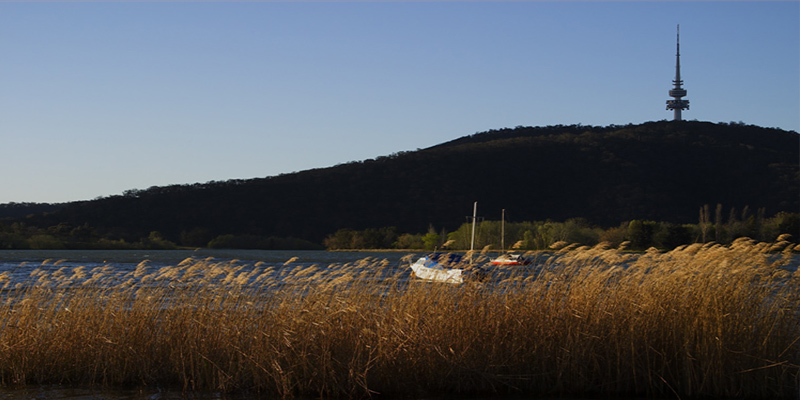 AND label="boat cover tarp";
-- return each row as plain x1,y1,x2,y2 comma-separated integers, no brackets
427,253,463,264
